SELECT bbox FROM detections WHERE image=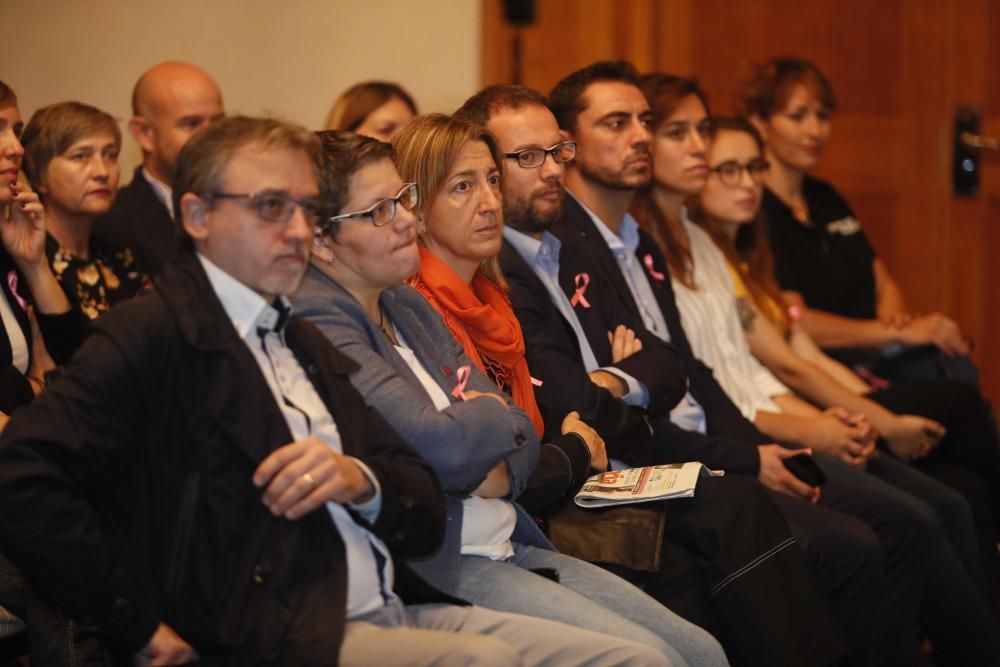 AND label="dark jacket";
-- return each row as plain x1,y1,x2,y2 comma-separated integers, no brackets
500,239,671,468
0,246,34,412
556,196,765,475
94,167,178,276
293,269,556,593
0,251,449,665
